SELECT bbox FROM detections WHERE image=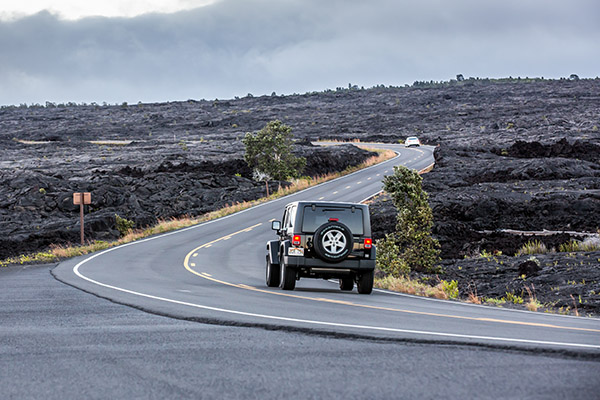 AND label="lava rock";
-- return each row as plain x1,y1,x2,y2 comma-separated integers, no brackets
516,259,541,277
